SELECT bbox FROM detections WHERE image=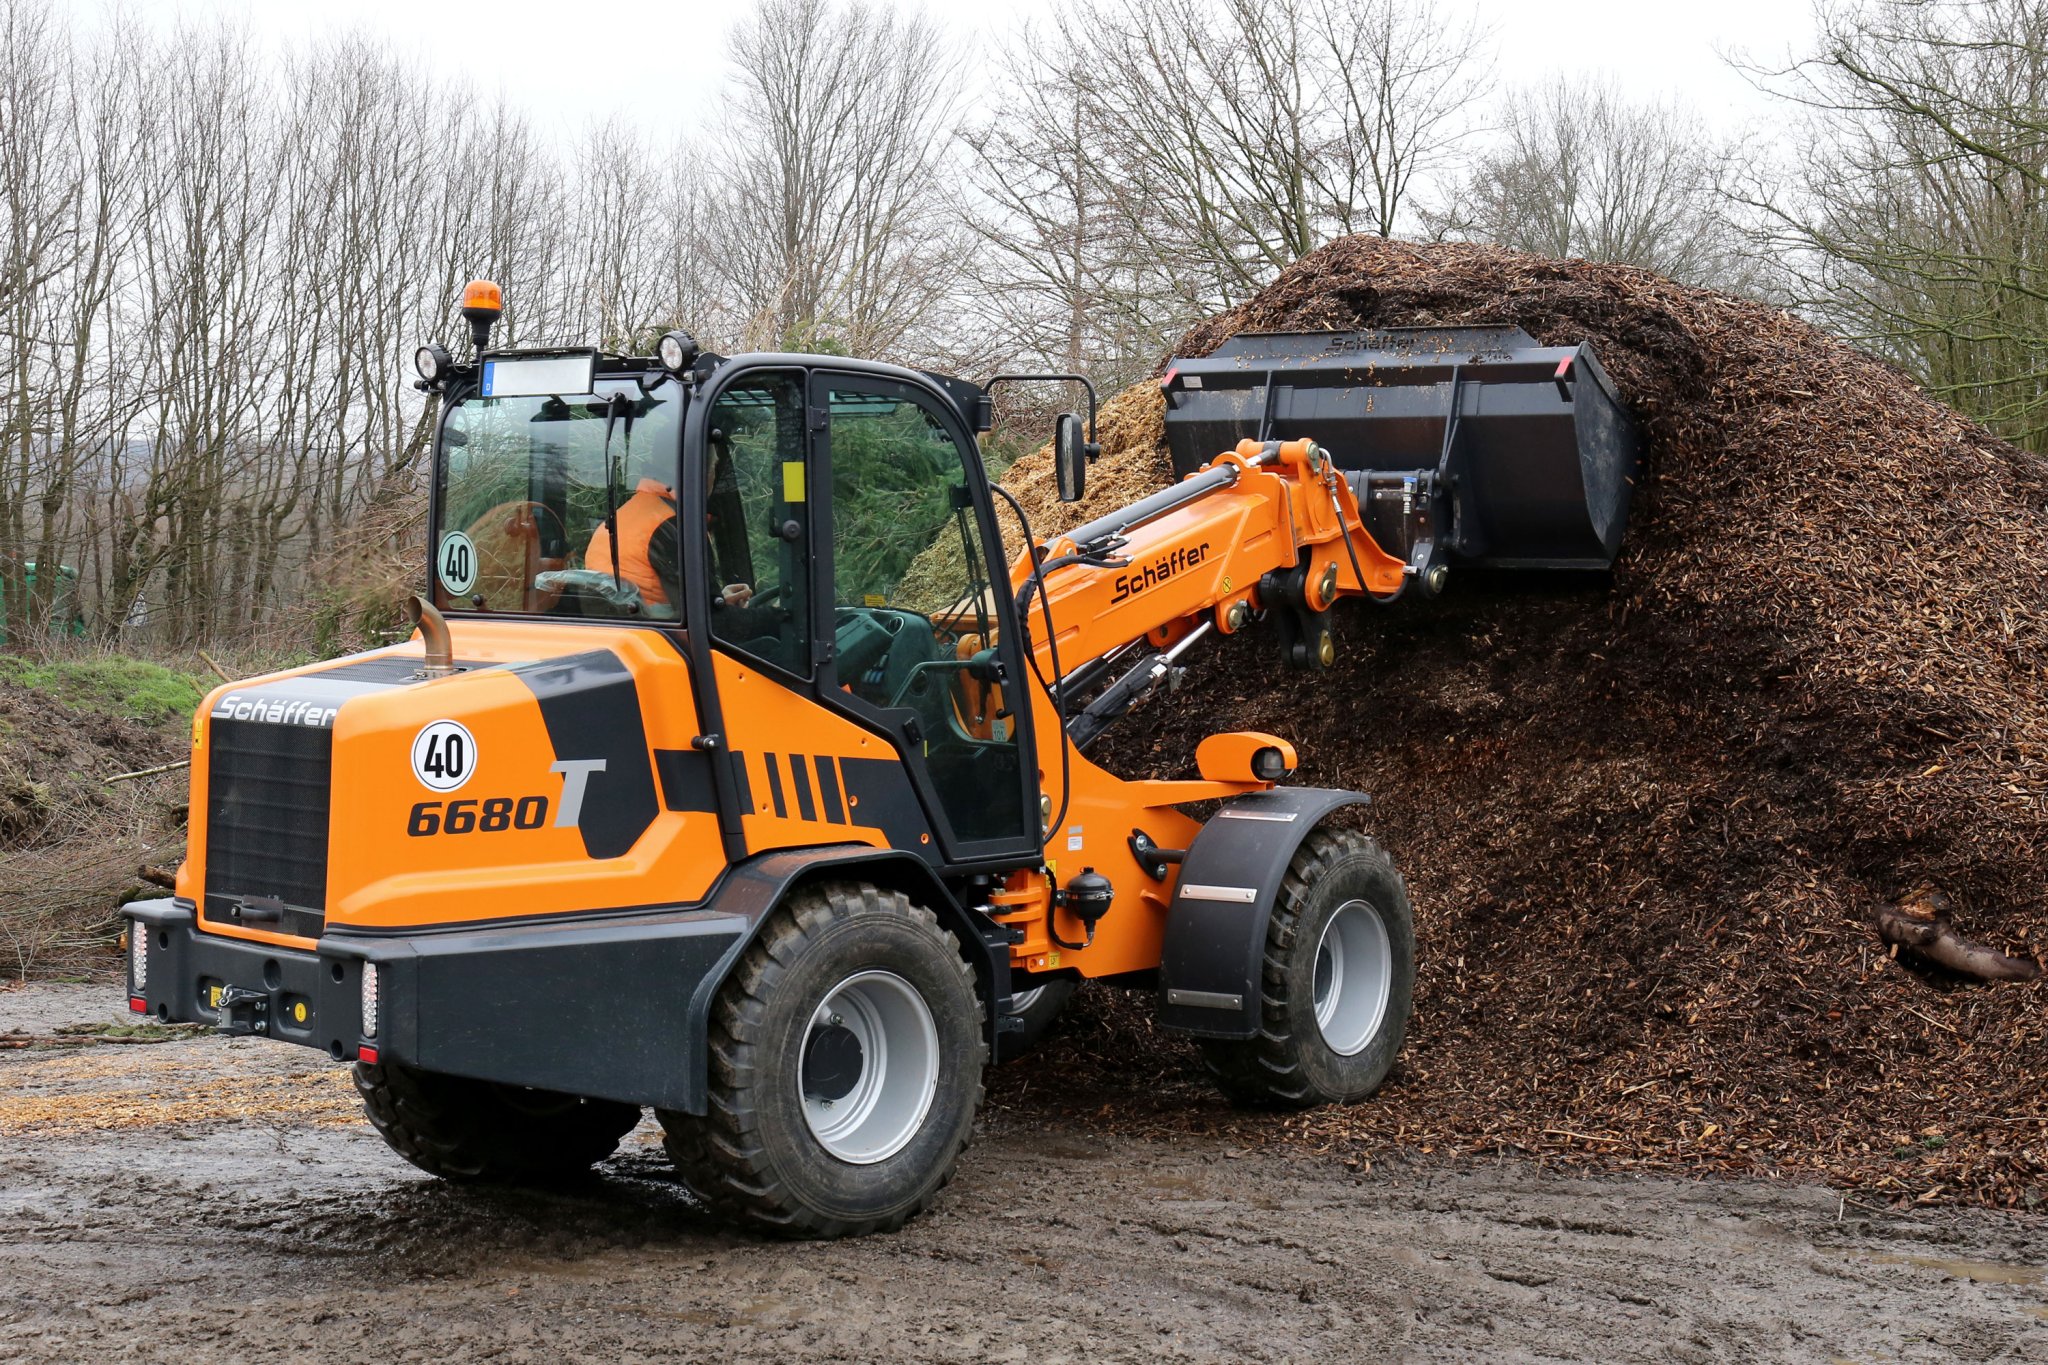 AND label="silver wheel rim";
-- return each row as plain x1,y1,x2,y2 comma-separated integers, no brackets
1312,899,1393,1057
1010,983,1049,1013
799,970,940,1165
